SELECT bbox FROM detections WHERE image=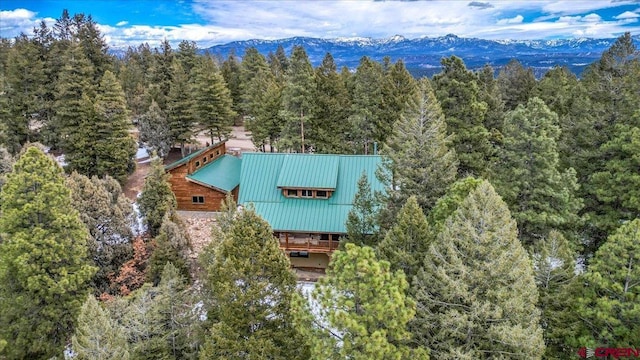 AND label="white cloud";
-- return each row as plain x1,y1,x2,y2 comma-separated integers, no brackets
615,11,640,19
582,13,602,22
0,8,55,38
497,15,524,25
1,1,639,49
